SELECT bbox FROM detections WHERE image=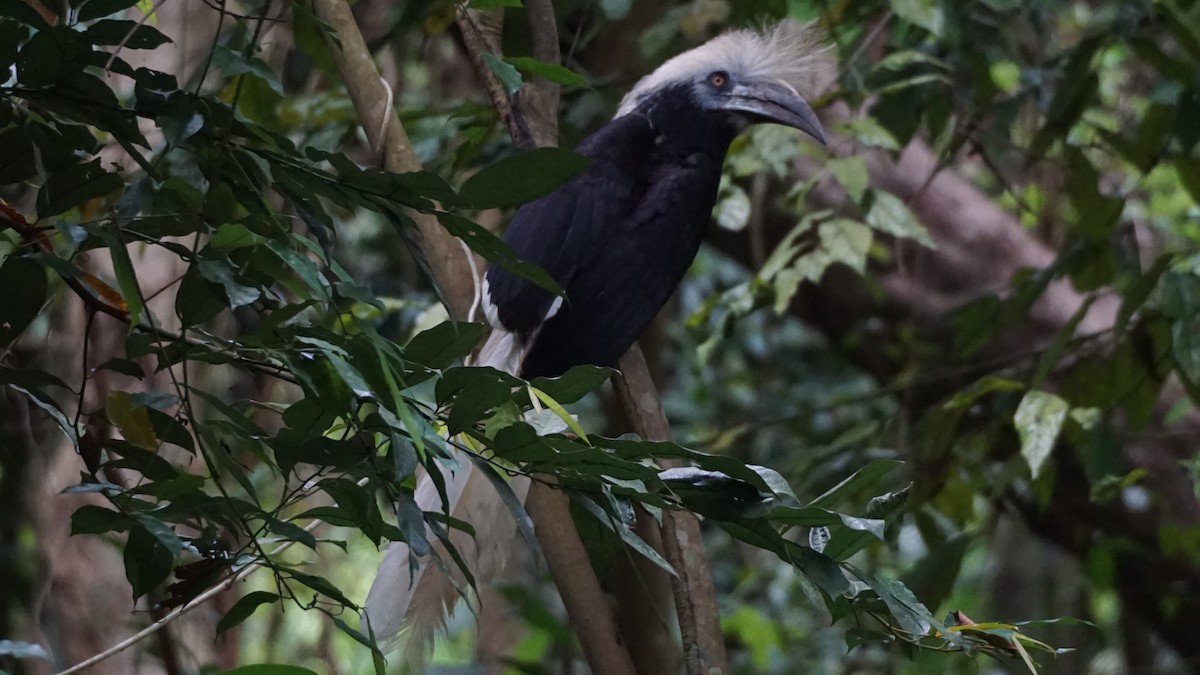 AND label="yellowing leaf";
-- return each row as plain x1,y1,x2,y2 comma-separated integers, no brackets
81,272,129,312
106,391,159,451
530,387,588,443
